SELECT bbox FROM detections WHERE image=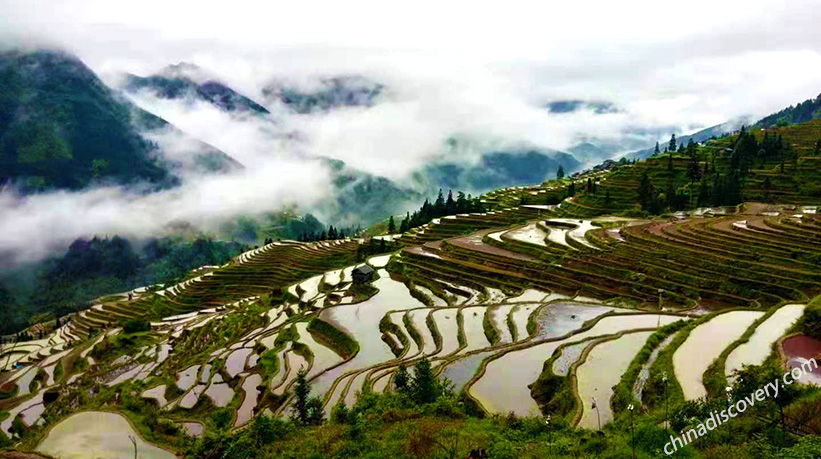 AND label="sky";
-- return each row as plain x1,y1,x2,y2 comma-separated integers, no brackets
1,0,820,264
